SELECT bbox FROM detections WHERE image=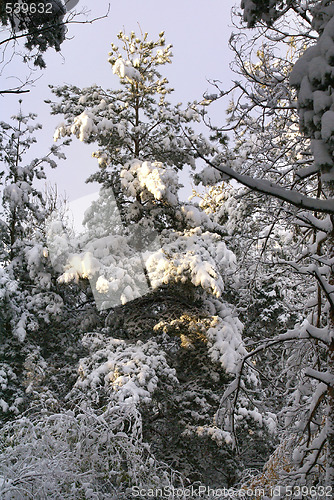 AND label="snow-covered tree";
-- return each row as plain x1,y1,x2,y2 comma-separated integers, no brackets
49,30,212,190
195,1,334,489
0,111,68,422
44,30,259,485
